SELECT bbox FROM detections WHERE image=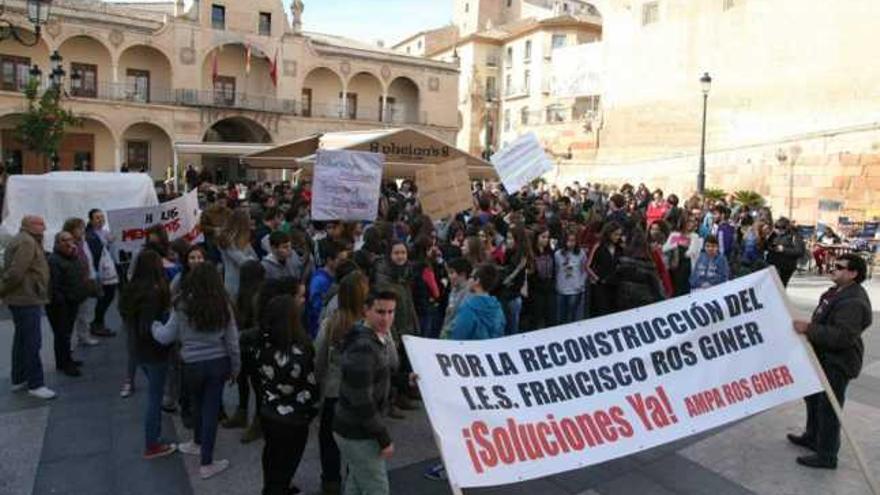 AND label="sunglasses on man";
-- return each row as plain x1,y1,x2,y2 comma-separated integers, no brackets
832,263,851,272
